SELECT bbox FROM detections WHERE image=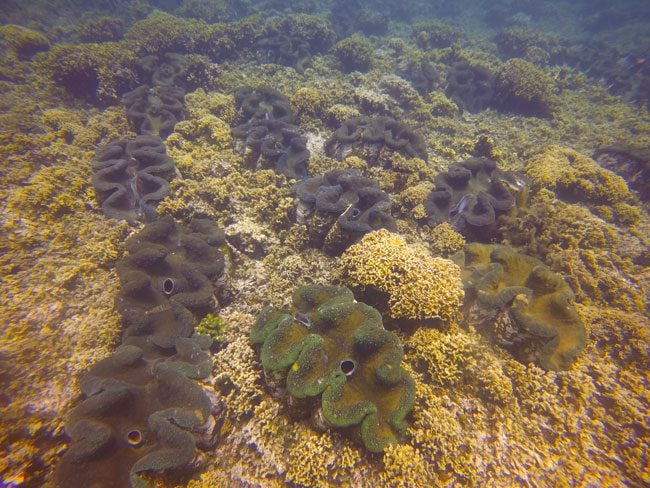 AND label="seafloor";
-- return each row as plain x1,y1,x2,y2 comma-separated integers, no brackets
1,0,648,487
